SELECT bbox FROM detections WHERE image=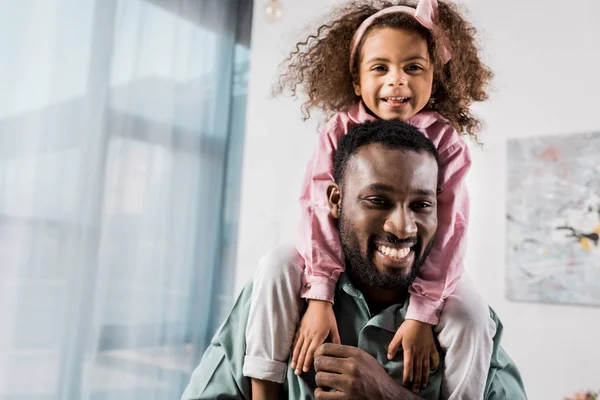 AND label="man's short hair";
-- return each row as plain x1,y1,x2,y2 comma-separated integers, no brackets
333,119,441,187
